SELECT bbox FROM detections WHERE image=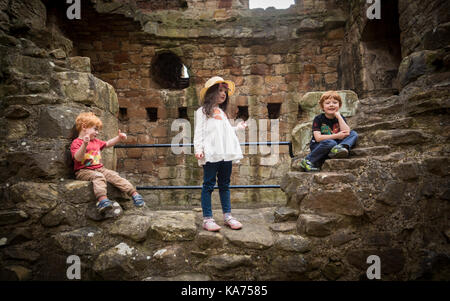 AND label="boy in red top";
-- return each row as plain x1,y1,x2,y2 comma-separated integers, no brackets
70,112,145,213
